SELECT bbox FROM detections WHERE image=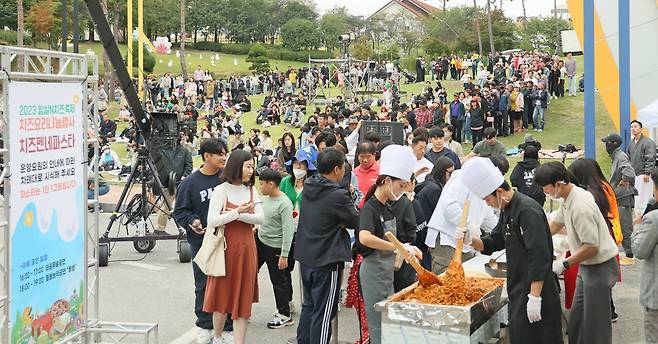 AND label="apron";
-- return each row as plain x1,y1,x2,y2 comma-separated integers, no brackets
359,215,396,344
503,203,563,344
